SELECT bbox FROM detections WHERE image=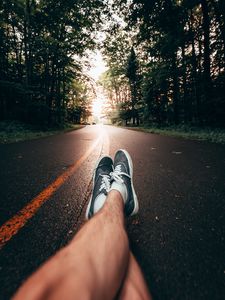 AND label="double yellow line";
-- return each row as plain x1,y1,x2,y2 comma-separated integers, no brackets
0,130,108,249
